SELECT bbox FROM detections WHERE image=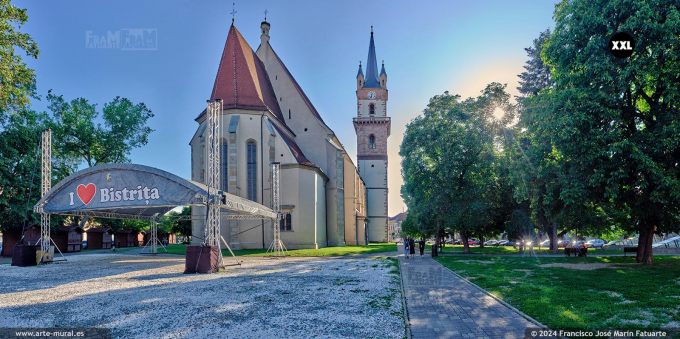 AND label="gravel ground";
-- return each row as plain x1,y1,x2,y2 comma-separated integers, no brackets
0,253,404,338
